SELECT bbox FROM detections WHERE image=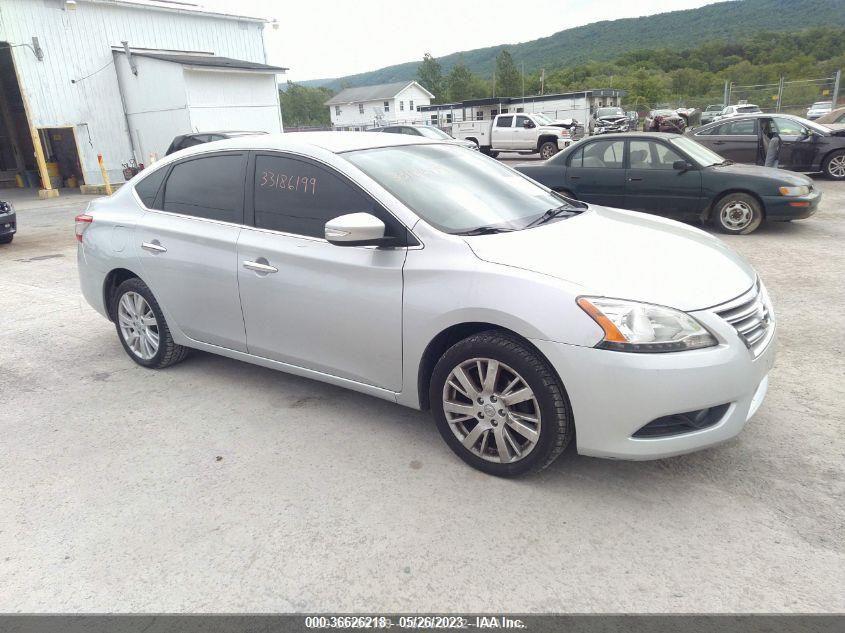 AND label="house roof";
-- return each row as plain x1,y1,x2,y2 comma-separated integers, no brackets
324,81,434,106
120,51,288,72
